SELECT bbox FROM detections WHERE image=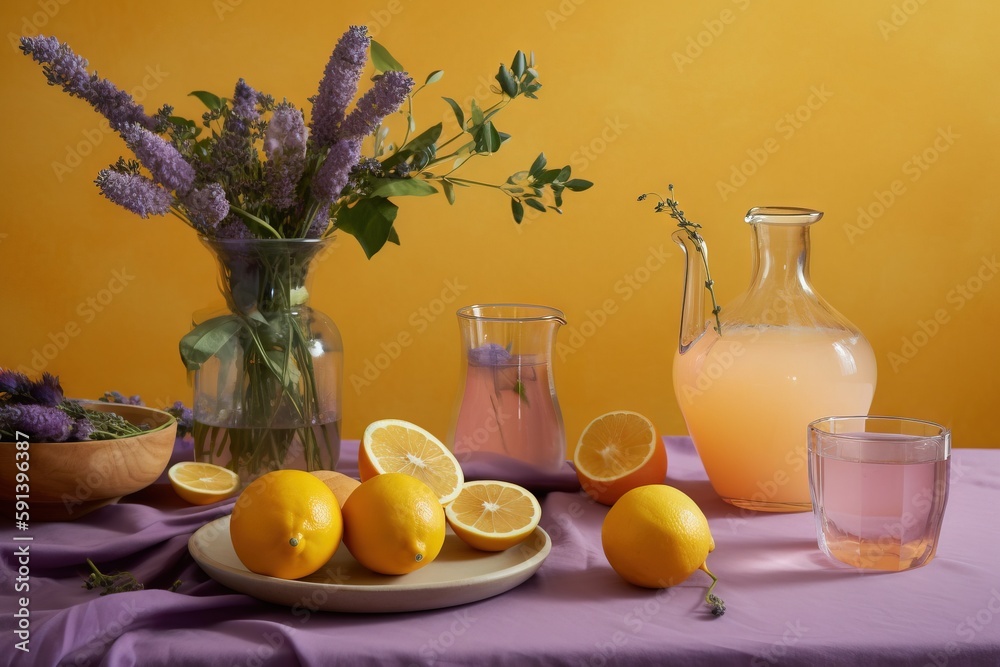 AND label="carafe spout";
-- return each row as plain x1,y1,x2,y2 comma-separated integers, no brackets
673,229,711,354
